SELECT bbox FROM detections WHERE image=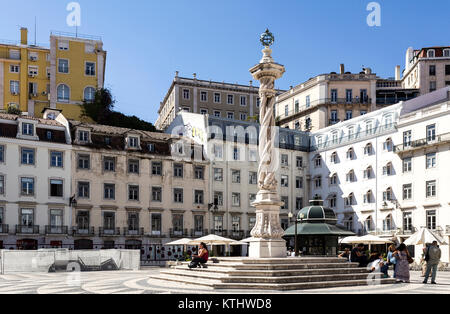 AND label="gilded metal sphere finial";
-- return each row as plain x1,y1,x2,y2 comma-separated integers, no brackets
260,29,274,48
